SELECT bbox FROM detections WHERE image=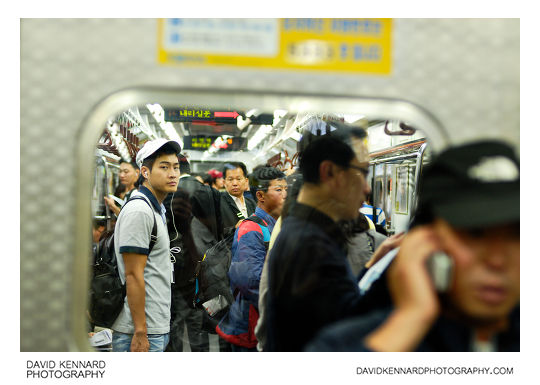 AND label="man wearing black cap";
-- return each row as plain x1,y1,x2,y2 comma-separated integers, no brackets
306,140,520,352
111,138,181,352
